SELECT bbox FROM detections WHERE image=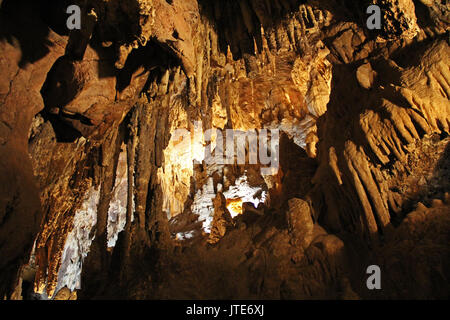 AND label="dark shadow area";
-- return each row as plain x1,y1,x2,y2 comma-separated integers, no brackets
38,0,73,36
116,39,182,94
278,132,318,205
40,56,80,110
0,0,53,68
39,113,83,143
39,56,83,143
390,33,448,69
413,0,441,32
